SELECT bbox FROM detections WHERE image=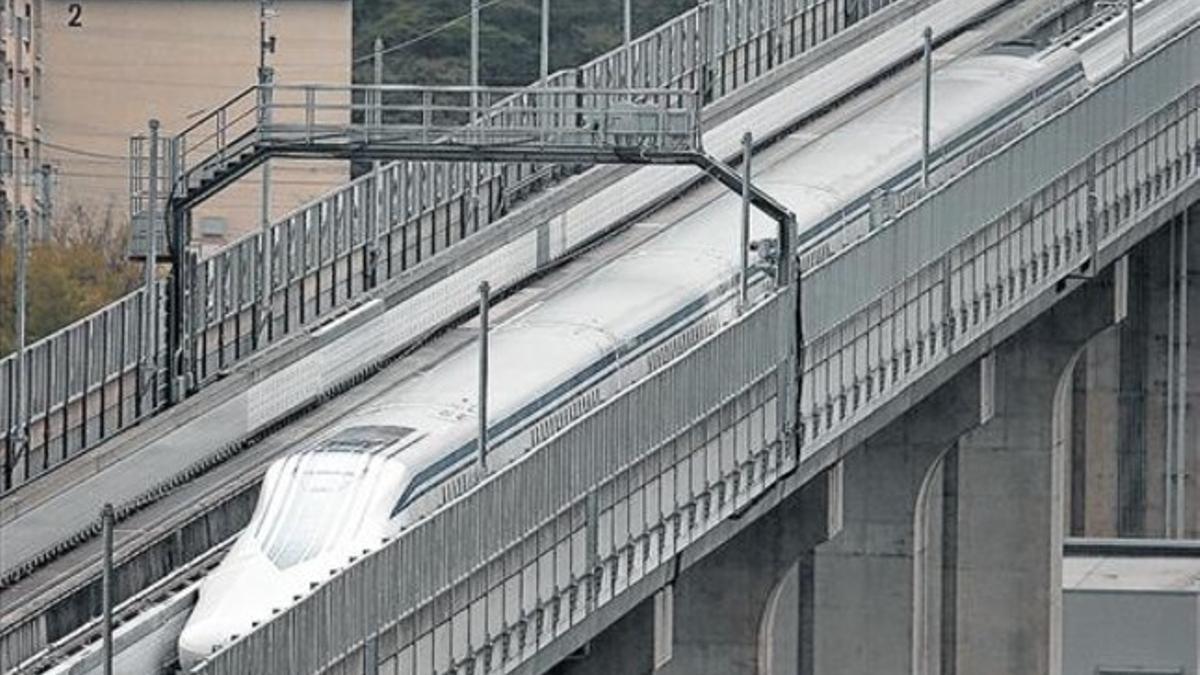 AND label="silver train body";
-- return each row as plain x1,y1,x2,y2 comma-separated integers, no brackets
179,12,1185,664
